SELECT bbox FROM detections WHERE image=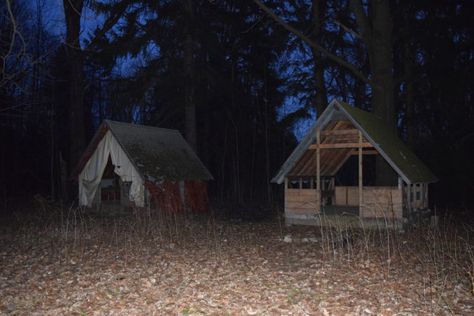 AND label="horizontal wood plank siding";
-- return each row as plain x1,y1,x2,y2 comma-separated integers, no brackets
334,186,359,206
285,188,320,215
361,187,403,219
